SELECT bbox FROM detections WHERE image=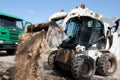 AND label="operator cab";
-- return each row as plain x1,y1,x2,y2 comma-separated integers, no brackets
61,16,106,50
